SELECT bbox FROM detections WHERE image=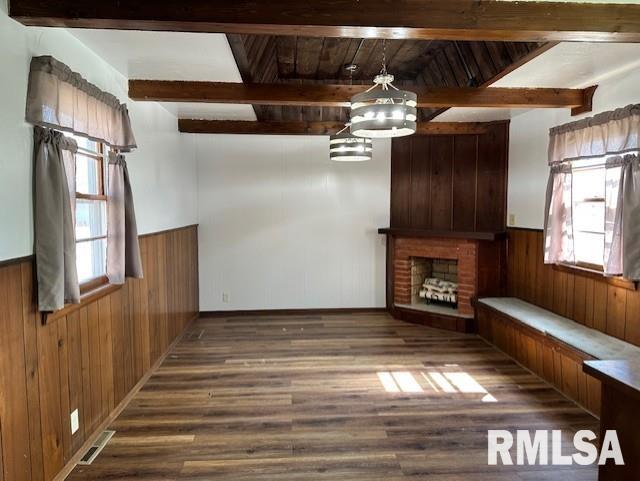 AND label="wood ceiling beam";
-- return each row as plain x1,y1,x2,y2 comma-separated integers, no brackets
131,80,596,112
178,119,493,136
9,0,640,42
